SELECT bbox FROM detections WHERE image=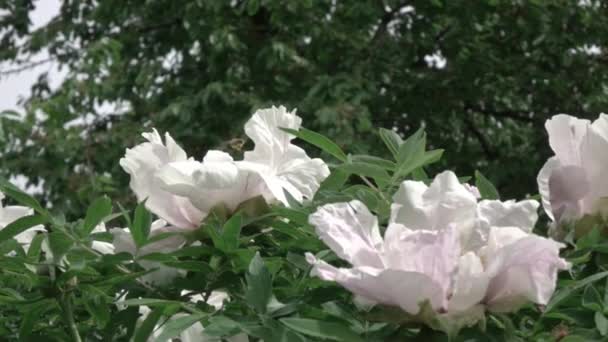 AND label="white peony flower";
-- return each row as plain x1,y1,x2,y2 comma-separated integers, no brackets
537,114,608,225
307,171,569,330
125,106,329,226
